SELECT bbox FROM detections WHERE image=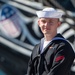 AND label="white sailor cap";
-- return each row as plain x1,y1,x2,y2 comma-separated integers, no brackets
36,7,64,18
